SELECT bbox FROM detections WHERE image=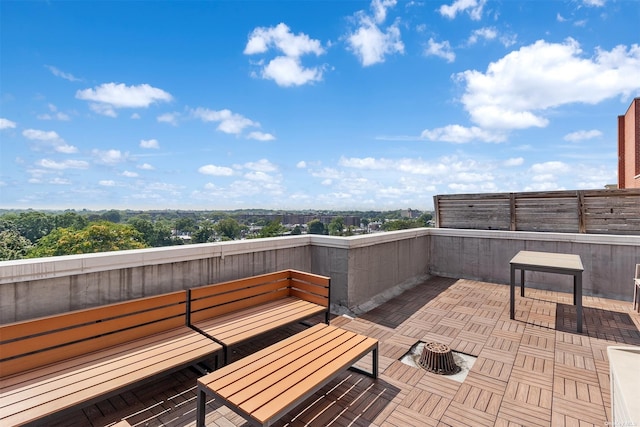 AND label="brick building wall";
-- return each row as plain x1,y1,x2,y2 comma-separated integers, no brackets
618,97,640,189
